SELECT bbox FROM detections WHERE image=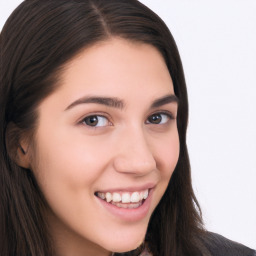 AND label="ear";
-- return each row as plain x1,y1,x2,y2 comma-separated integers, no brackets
6,122,31,169
16,141,31,169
